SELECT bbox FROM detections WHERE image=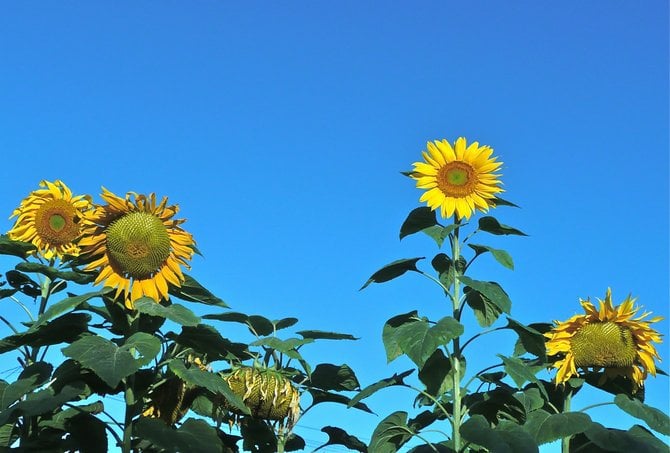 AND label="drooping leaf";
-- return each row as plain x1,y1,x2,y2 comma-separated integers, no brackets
369,411,413,452
348,369,414,408
0,313,91,354
490,197,520,208
573,421,669,453
399,207,439,240
523,409,591,445
417,349,452,397
63,413,108,453
614,394,670,436
307,389,373,414
134,417,224,453
315,426,368,452
383,311,419,363
297,330,359,341
0,383,86,426
431,253,465,290
62,335,143,387
505,318,547,360
462,278,511,327
514,387,545,414
464,388,526,425
499,355,548,400
203,312,275,336
583,371,645,401
461,415,538,453
15,262,97,285
467,244,514,270
360,258,424,290
32,289,112,329
133,298,201,327
169,324,251,362
309,364,360,392
5,270,40,298
168,274,228,307
0,235,36,258
284,433,306,452
478,216,528,236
